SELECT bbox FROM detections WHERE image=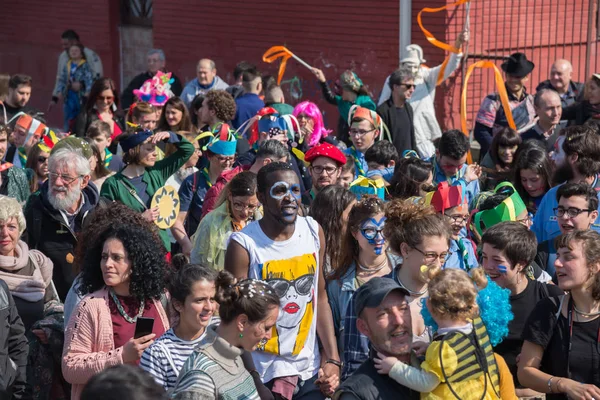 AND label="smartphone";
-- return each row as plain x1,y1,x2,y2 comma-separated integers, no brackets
134,317,155,339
